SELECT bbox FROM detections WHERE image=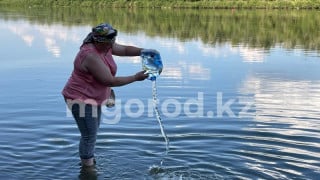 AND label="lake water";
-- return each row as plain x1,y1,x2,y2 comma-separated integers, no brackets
0,7,319,179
